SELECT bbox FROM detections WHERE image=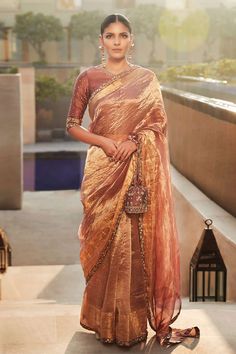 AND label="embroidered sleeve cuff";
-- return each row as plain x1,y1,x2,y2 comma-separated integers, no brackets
66,117,83,131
